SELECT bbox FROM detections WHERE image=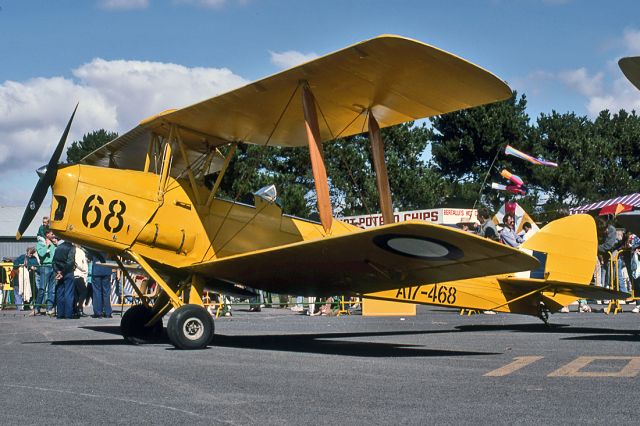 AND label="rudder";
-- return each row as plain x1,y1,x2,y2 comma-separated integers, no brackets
520,214,596,284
